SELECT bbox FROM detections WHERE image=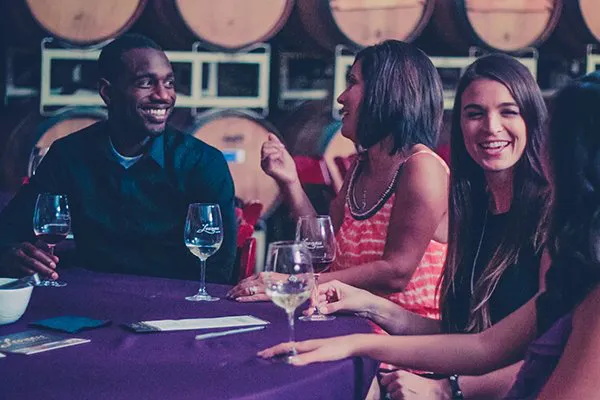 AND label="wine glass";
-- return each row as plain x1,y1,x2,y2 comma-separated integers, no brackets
32,193,71,287
28,146,49,177
296,215,337,322
264,241,314,363
184,203,223,302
